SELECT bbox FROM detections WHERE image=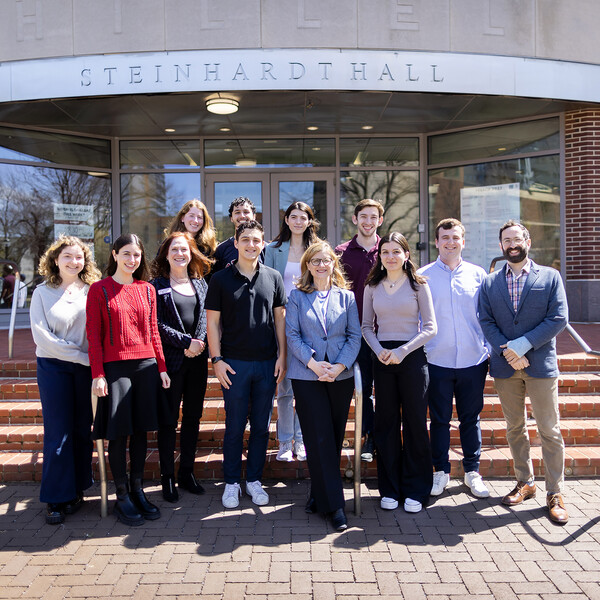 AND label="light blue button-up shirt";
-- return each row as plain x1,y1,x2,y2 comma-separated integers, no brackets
418,257,489,369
